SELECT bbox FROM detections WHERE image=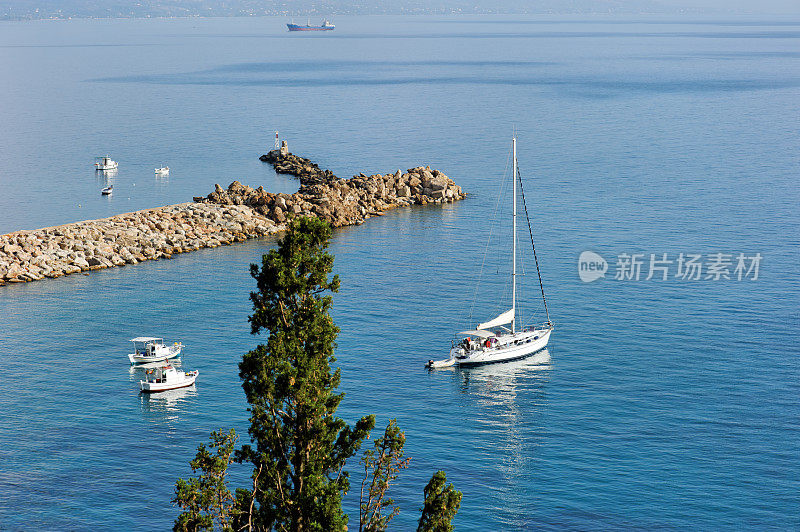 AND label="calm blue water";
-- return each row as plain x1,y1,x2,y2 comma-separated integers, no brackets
1,15,799,530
